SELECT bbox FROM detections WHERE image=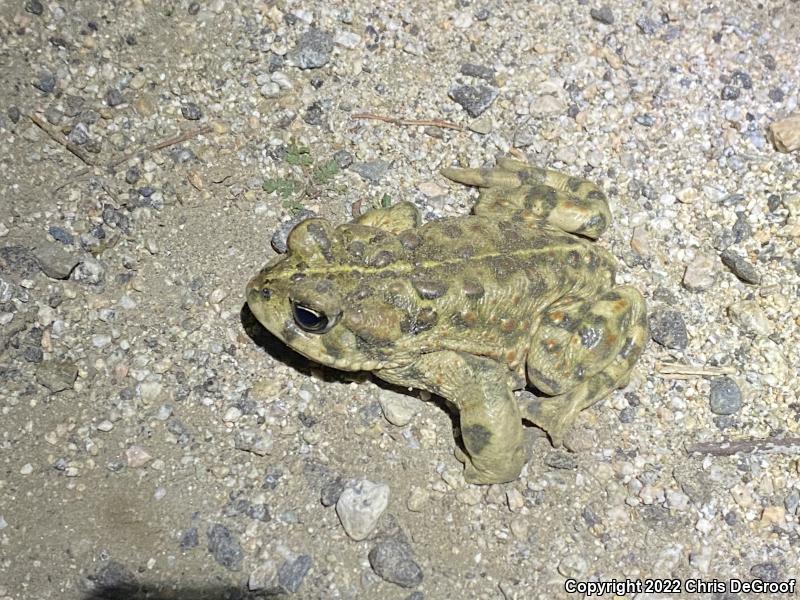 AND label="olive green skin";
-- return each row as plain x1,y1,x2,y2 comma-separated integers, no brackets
247,158,647,484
